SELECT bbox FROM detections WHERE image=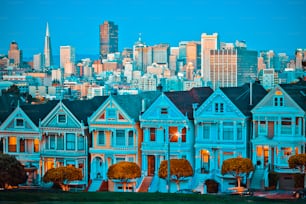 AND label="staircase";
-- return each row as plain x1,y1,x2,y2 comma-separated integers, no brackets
250,169,265,190
87,179,103,192
138,176,153,192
